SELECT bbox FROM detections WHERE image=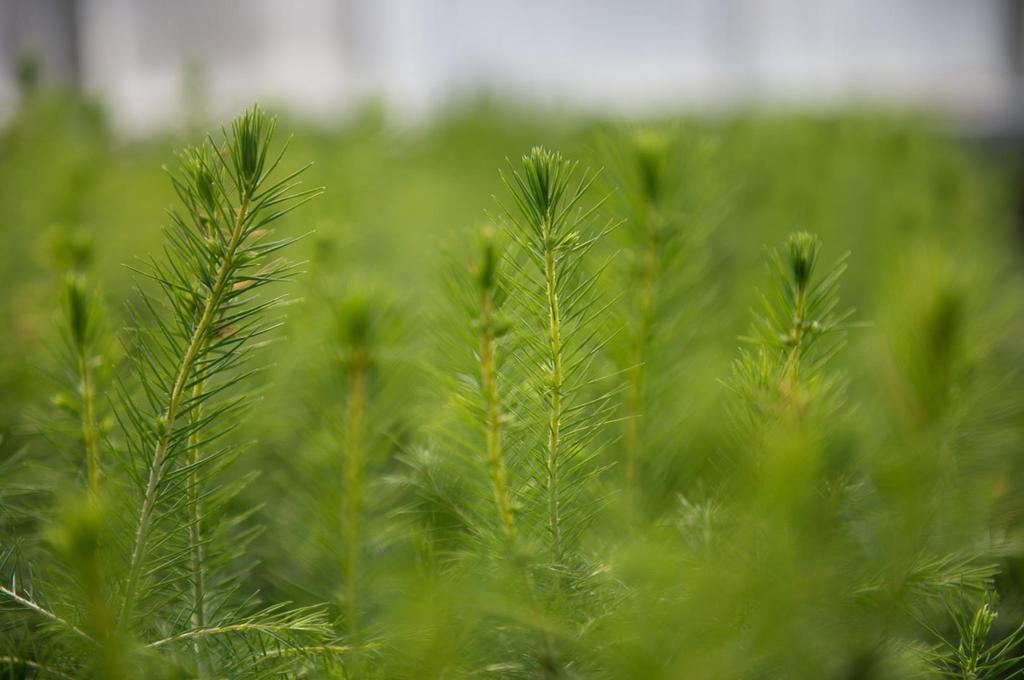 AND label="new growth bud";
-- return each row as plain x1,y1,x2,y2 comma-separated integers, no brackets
336,291,374,358
632,128,669,204
787,231,820,291
232,106,268,195
521,146,566,219
65,273,91,349
476,228,501,294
